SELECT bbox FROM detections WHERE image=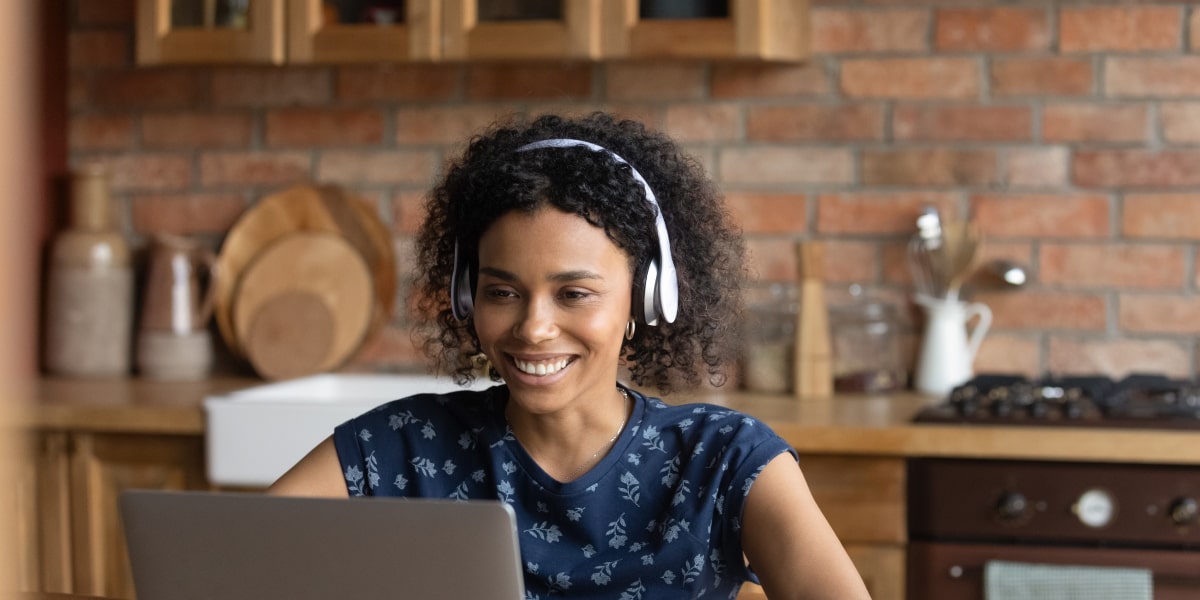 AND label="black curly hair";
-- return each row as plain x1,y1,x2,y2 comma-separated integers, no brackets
412,112,746,394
